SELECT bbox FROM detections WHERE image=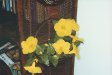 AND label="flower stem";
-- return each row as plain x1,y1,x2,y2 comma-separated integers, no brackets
32,73,34,75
